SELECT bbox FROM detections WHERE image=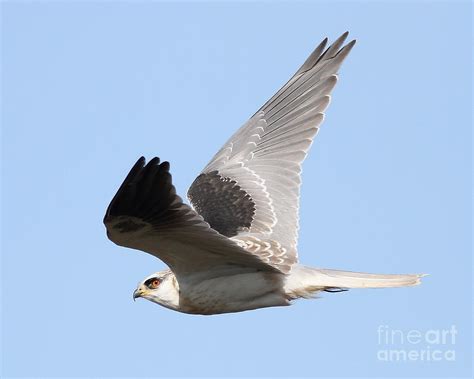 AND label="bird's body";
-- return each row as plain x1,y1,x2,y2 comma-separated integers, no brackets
176,270,286,315
105,32,425,315
131,264,423,315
